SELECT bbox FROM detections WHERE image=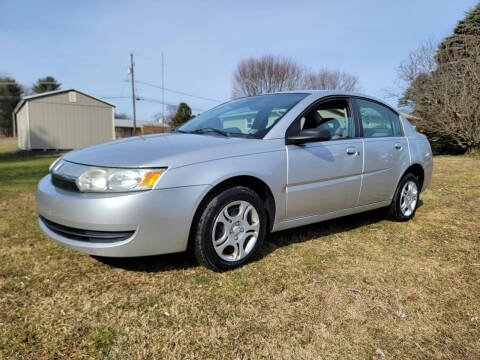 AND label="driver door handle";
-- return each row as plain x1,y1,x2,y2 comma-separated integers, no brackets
394,143,403,150
346,147,360,156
